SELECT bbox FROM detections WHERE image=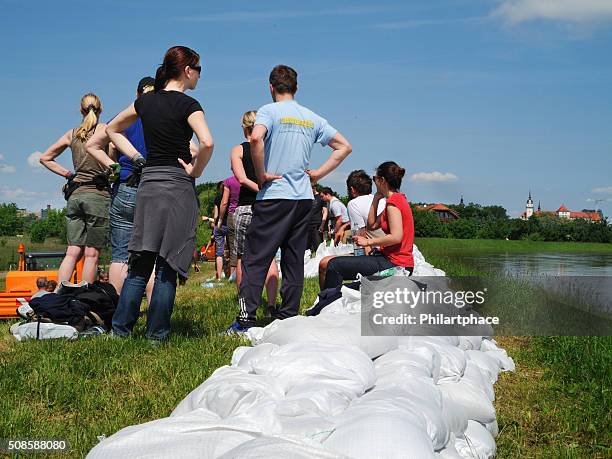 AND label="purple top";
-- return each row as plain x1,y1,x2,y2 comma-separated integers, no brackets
223,176,241,214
